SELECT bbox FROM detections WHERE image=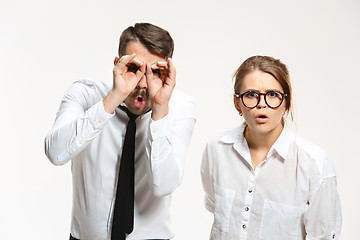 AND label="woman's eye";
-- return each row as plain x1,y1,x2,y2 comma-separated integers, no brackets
267,91,279,98
246,92,258,98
